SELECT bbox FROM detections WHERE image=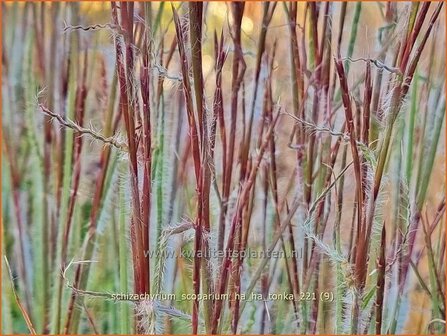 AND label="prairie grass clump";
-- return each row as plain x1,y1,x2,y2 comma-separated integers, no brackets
1,1,446,334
